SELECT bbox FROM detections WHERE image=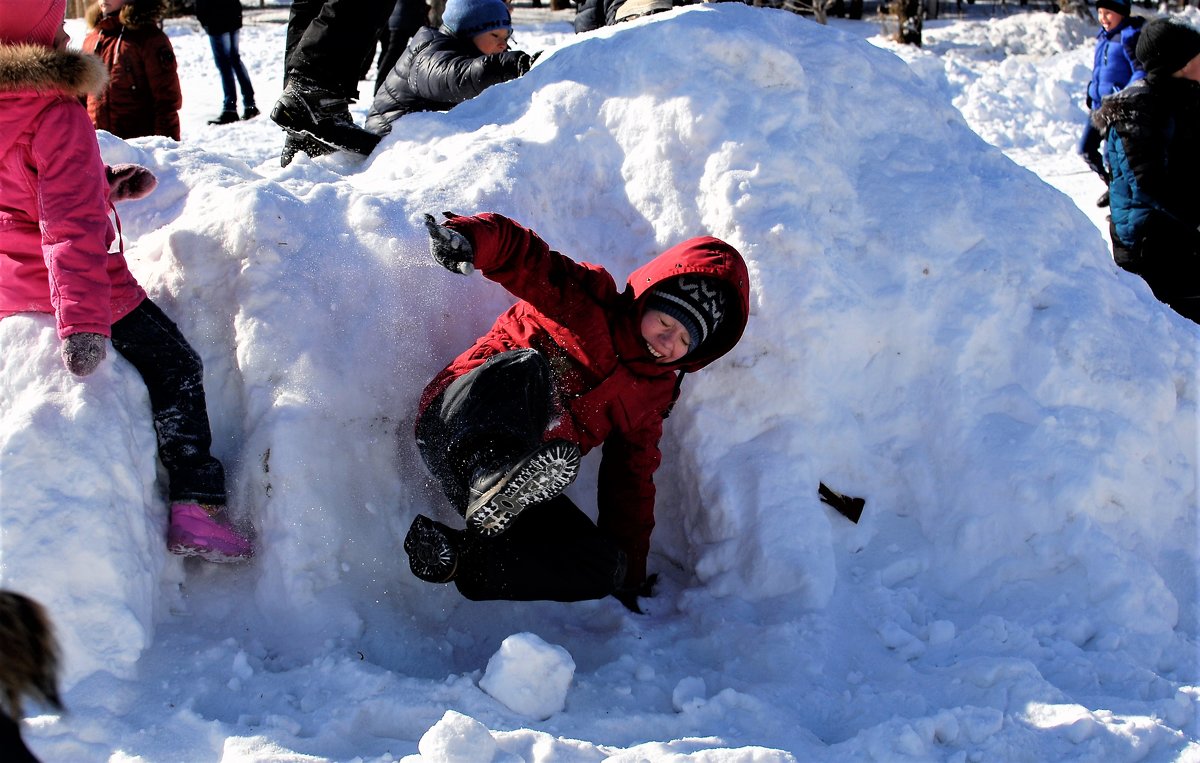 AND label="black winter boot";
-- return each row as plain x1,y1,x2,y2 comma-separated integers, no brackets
466,440,581,537
404,514,459,583
207,109,239,125
270,77,380,156
280,132,338,167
